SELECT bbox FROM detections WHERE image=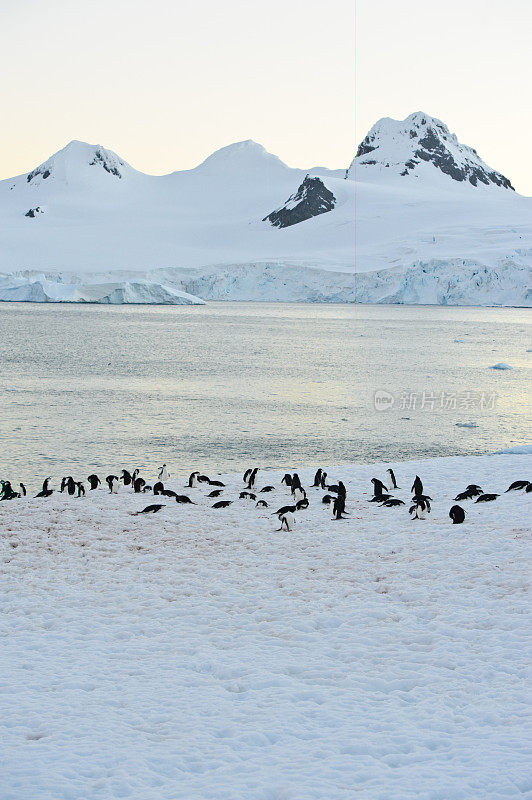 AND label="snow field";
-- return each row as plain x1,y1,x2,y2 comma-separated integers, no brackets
1,454,530,799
